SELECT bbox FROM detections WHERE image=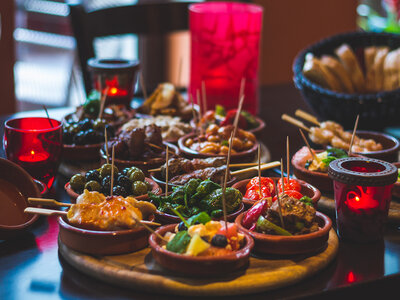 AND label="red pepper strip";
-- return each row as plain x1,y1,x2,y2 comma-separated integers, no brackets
242,199,269,229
